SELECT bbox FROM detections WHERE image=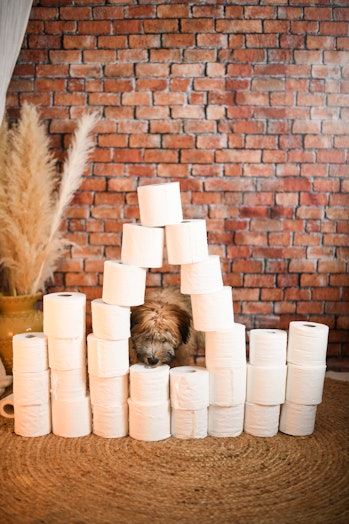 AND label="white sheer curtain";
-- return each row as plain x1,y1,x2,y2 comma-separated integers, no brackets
0,0,33,122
